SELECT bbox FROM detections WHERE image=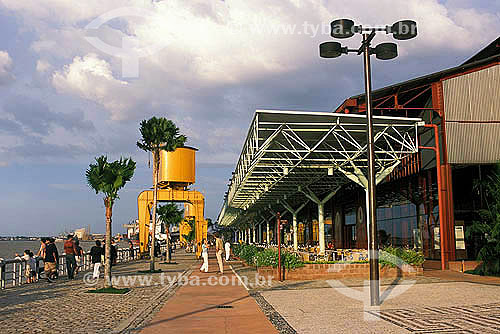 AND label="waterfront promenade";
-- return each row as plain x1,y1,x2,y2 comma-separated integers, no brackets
140,253,277,334
0,252,196,334
3,248,500,333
